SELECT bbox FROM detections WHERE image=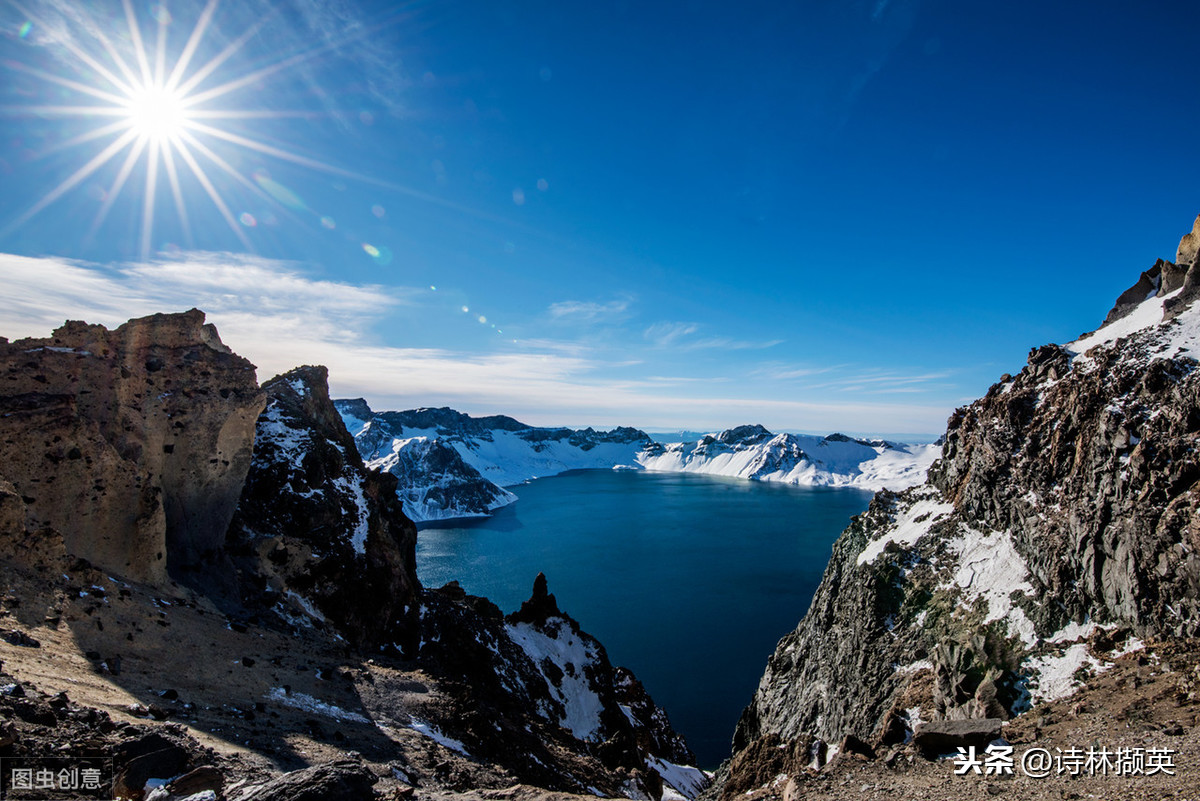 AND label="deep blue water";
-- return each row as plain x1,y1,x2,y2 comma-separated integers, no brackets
417,470,872,769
